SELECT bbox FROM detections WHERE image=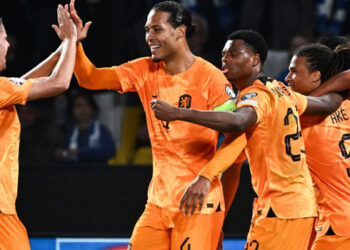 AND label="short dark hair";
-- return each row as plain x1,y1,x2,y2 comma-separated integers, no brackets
318,36,350,50
227,29,268,64
152,1,196,38
295,44,333,82
295,43,350,82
